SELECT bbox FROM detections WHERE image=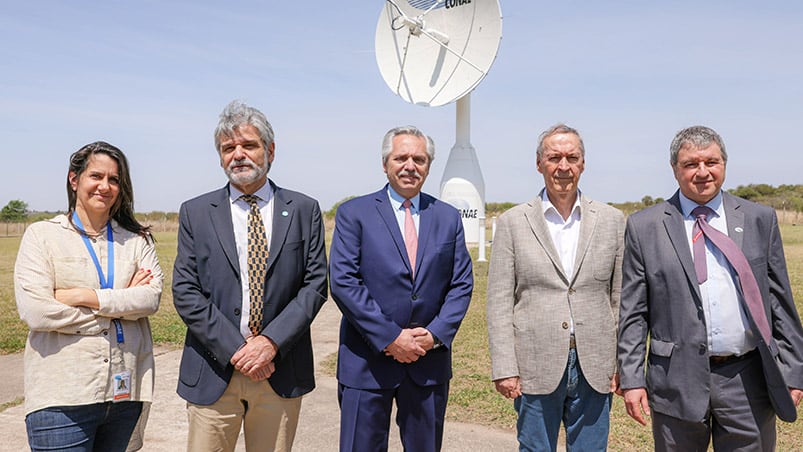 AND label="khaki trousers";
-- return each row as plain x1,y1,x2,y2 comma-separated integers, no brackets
187,372,302,452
